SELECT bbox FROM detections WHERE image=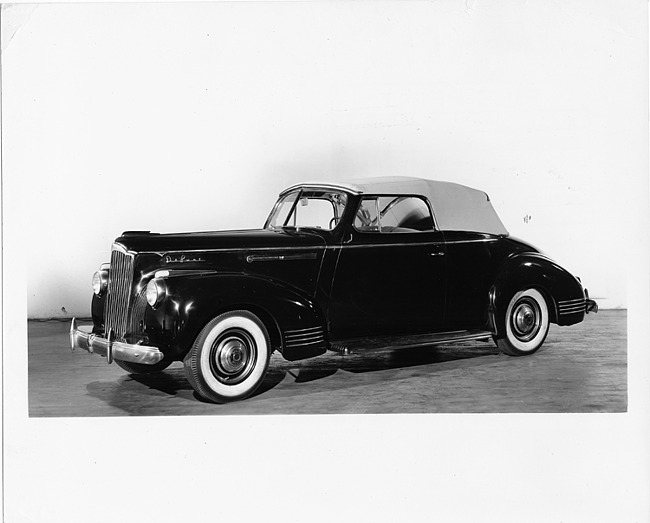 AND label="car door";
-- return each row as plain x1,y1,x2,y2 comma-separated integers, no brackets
327,195,446,340
441,230,503,330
